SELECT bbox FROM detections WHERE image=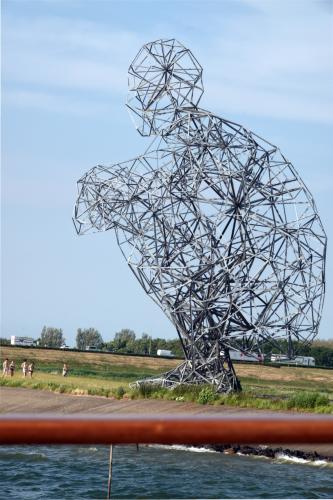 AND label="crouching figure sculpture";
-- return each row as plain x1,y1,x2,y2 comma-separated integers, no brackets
74,39,326,393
